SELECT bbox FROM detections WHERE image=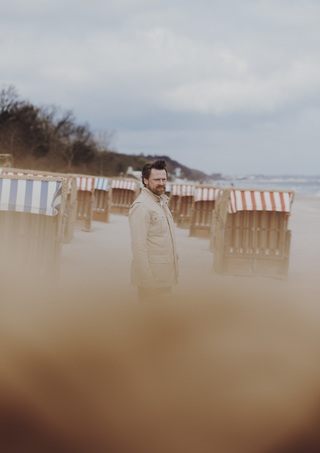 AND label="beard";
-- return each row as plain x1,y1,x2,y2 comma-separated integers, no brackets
146,183,165,196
